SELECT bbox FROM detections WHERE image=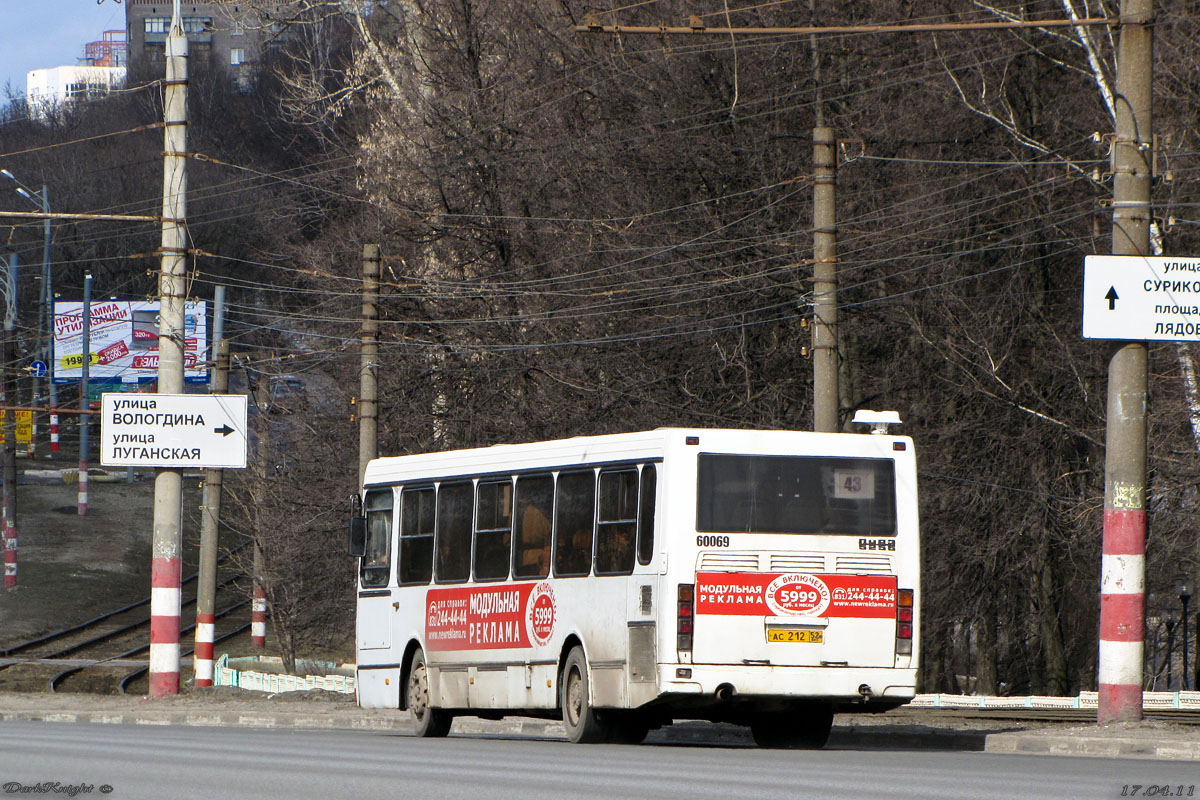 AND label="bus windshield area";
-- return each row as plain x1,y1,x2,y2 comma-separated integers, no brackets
696,453,896,536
